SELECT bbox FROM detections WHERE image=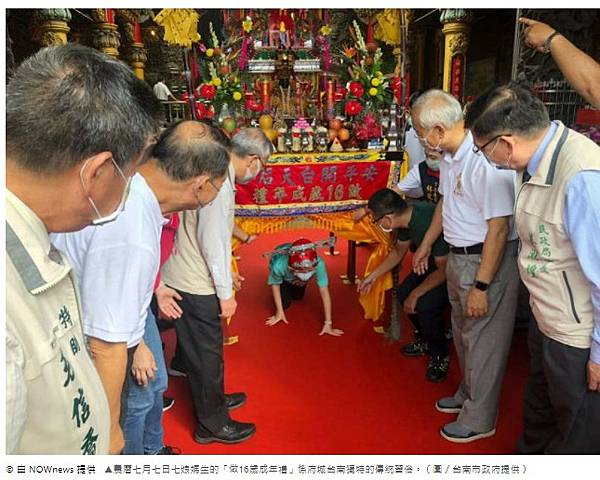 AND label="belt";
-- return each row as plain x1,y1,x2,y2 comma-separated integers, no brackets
450,243,484,255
